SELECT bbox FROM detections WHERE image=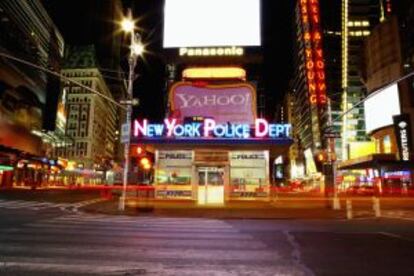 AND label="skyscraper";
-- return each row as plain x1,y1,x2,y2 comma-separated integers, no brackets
0,0,64,187
340,0,382,160
60,46,117,176
291,0,329,176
